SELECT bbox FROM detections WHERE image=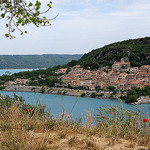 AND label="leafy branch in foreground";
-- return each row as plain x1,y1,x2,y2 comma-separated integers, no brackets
0,0,54,39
